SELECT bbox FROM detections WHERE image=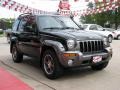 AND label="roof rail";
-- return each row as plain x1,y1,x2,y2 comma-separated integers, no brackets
18,13,33,19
